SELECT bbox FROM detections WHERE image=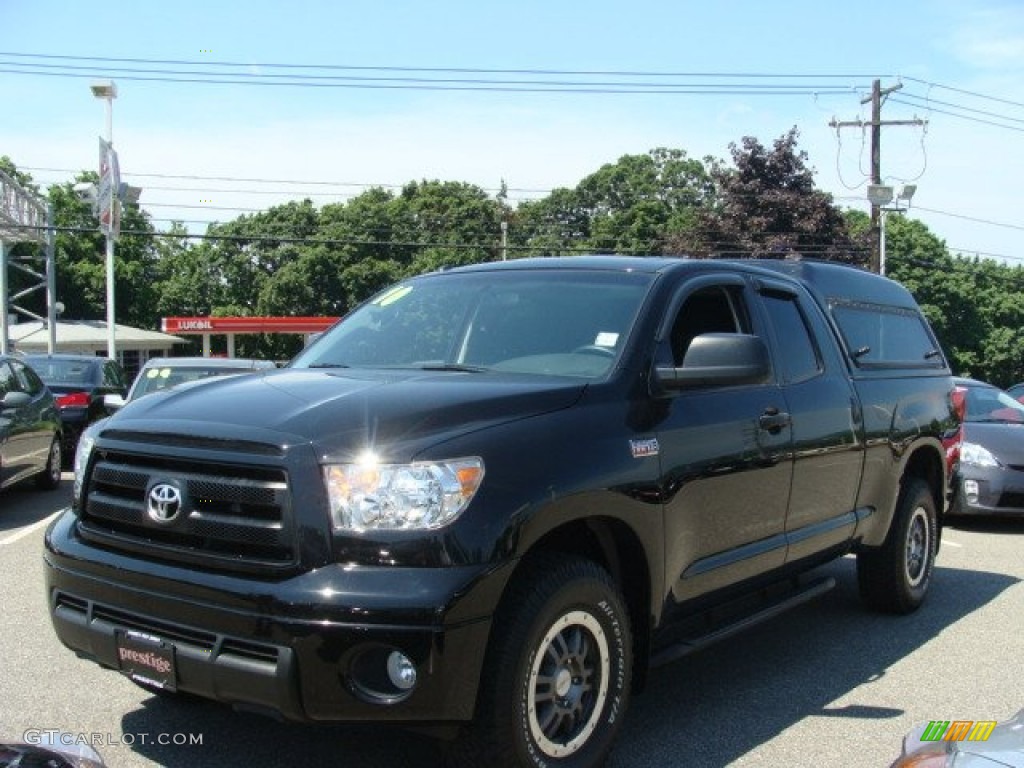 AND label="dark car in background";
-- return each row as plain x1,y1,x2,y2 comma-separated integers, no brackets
0,355,62,491
105,356,276,411
950,376,1024,516
23,354,127,464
